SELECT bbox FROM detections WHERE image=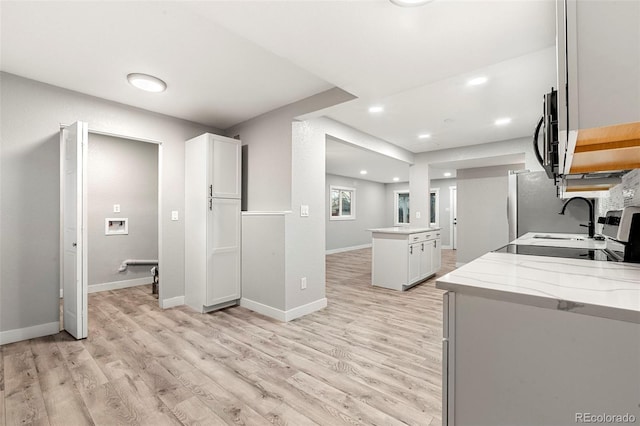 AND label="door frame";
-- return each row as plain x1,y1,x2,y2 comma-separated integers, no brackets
449,185,457,250
60,124,163,338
